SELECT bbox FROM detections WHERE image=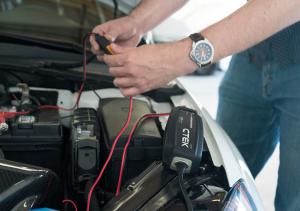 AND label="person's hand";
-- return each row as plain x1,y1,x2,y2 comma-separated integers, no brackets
103,39,198,96
90,16,142,59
